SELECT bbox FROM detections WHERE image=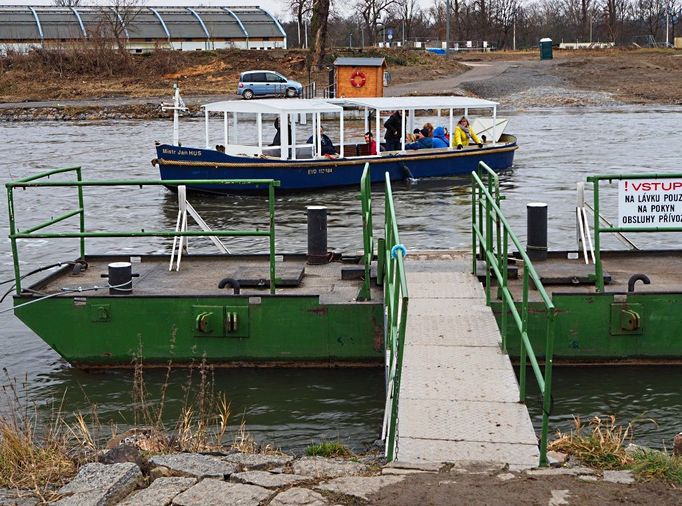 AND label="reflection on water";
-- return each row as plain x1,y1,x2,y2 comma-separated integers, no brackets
1,106,682,450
